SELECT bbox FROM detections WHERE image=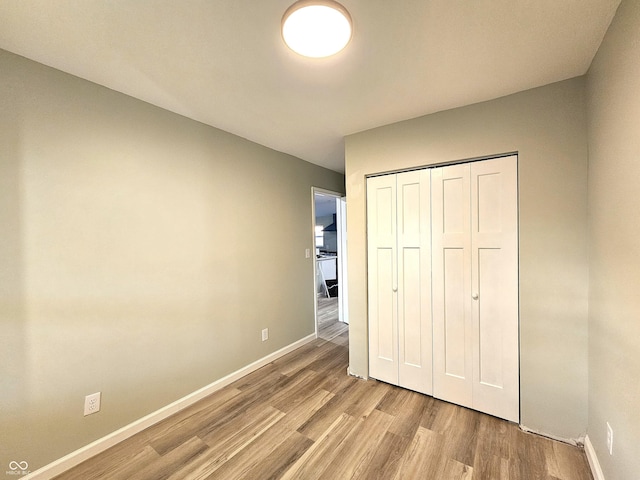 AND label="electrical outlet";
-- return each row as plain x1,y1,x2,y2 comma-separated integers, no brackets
261,328,269,342
305,248,311,258
84,392,101,416
606,422,613,455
